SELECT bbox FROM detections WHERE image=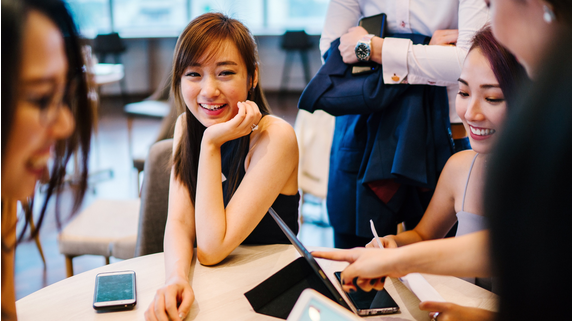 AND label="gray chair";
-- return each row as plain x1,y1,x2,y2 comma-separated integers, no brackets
132,139,173,256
